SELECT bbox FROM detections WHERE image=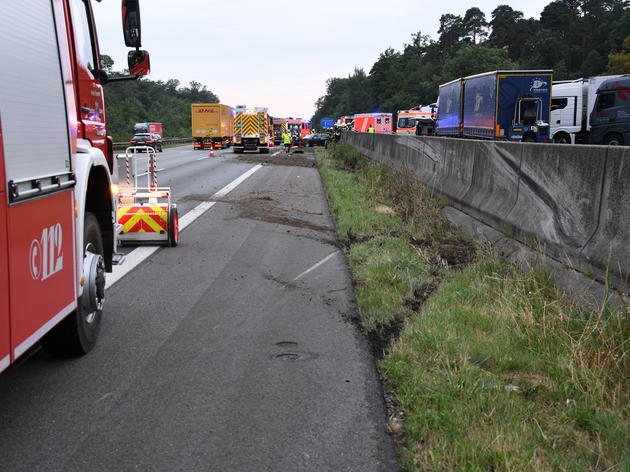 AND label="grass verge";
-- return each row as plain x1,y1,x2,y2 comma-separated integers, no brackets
317,143,629,471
